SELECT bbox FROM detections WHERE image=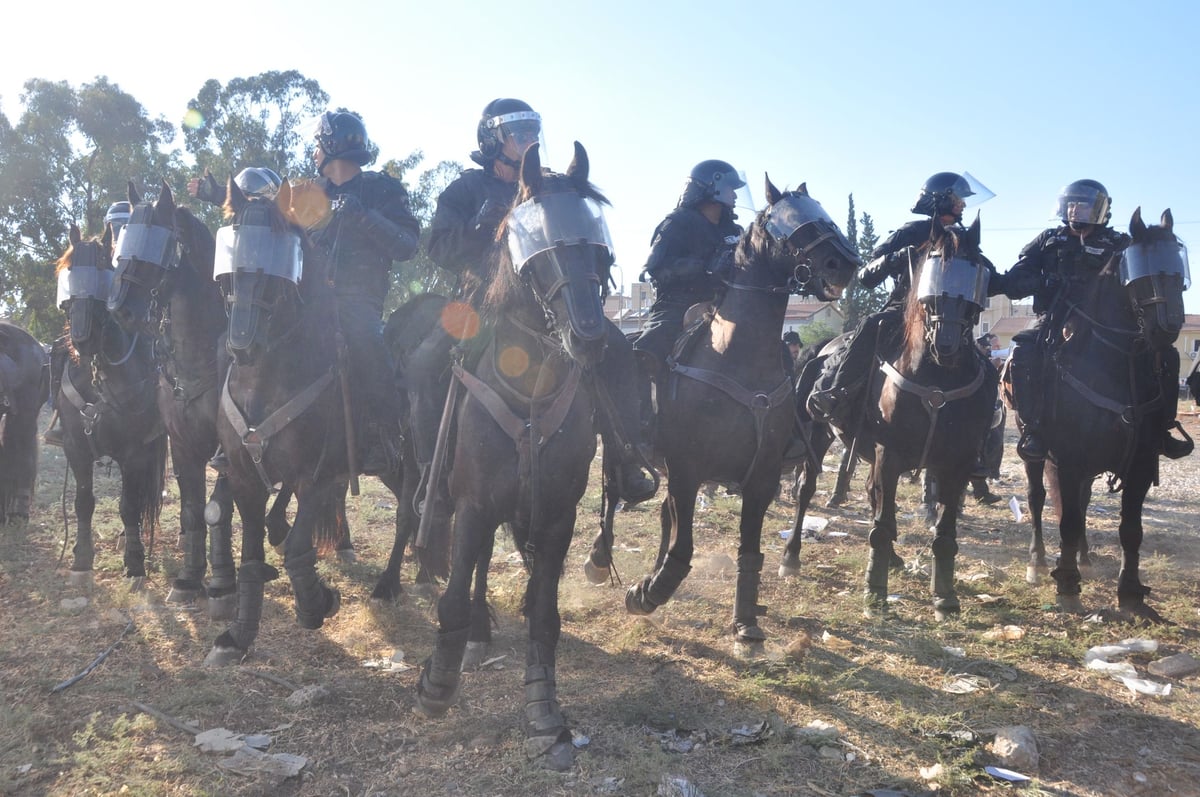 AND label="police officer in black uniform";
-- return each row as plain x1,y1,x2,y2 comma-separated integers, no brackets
412,98,654,505
809,172,999,426
307,111,420,474
997,179,1191,461
633,160,744,371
